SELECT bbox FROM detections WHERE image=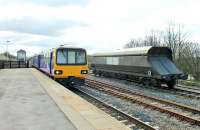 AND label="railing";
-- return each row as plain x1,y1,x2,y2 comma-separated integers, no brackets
0,60,29,69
